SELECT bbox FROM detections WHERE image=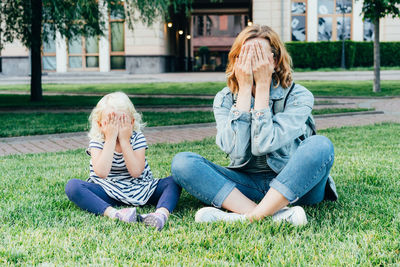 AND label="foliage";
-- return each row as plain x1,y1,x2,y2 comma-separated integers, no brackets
361,0,400,21
0,0,192,50
286,41,400,69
